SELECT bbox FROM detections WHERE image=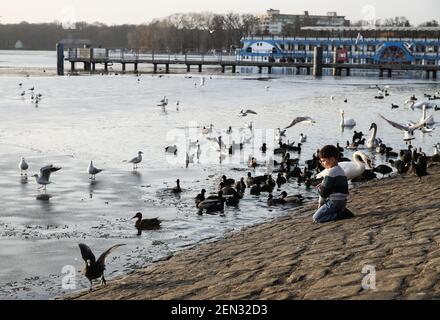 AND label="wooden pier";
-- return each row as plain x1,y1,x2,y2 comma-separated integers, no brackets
58,44,440,79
